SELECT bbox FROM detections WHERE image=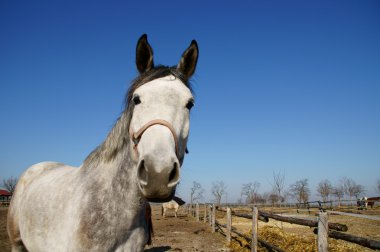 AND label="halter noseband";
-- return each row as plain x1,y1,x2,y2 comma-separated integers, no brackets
129,119,179,158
